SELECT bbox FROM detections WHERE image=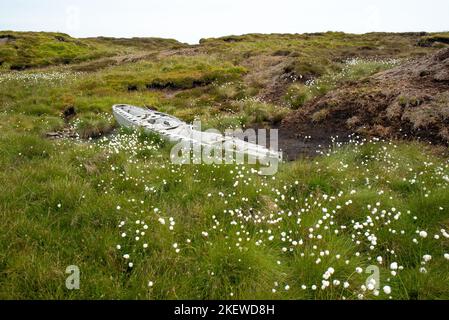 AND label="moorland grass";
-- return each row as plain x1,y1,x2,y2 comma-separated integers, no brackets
0,32,448,299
